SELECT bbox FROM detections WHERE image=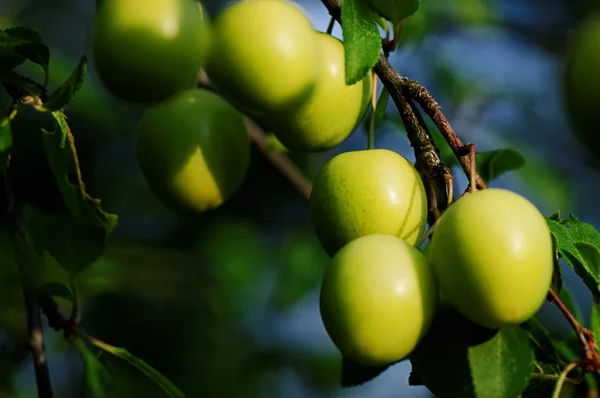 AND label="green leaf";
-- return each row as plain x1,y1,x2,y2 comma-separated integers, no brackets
39,281,74,302
375,0,420,24
19,203,115,279
591,304,600,347
1,26,50,84
340,0,382,85
468,327,534,398
559,286,583,323
43,55,87,112
272,232,330,309
0,116,11,172
0,69,45,98
25,113,118,277
73,339,111,398
521,318,565,366
340,357,391,388
550,231,563,292
475,148,526,184
82,336,185,398
409,307,496,397
408,369,424,386
546,214,600,302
